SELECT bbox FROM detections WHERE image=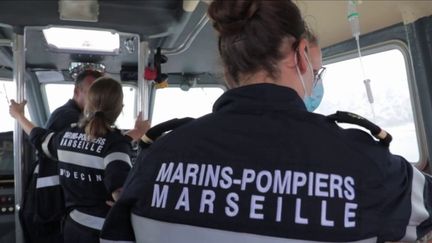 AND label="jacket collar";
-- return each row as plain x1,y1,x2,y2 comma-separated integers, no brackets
213,83,307,113
67,99,82,112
